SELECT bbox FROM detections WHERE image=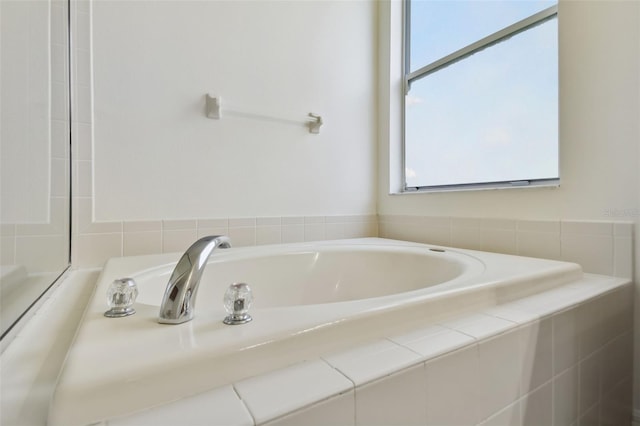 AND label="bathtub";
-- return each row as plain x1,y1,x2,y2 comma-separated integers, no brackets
48,238,583,426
